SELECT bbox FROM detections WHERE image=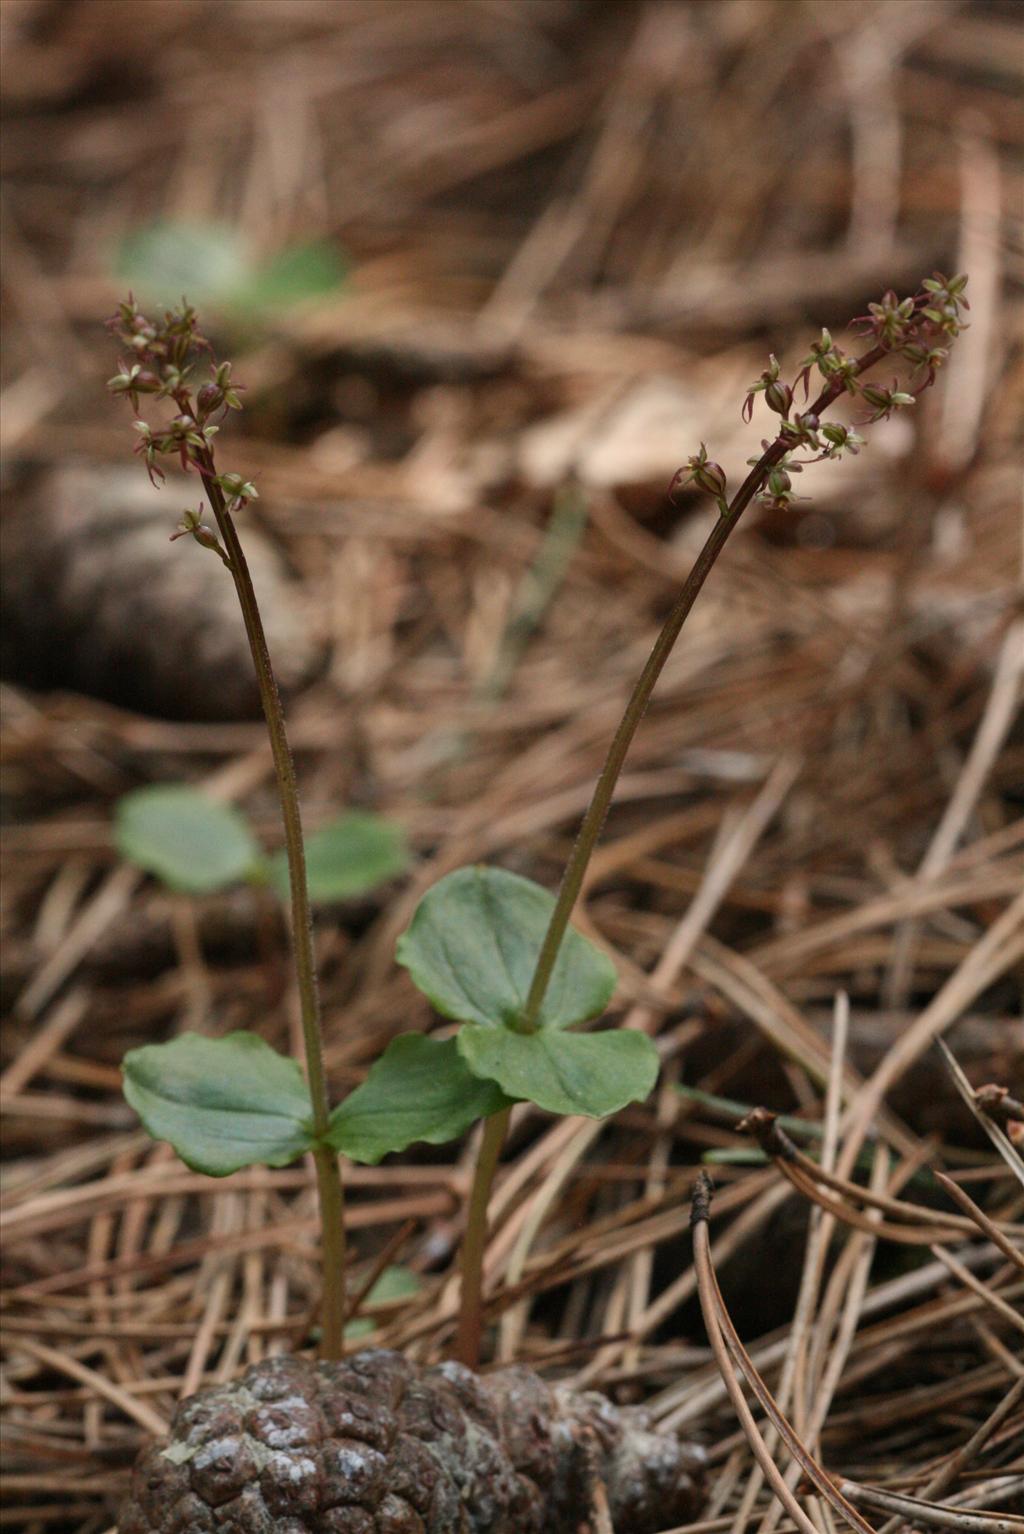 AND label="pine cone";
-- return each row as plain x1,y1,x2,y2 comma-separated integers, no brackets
2,465,318,721
119,1349,704,1532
